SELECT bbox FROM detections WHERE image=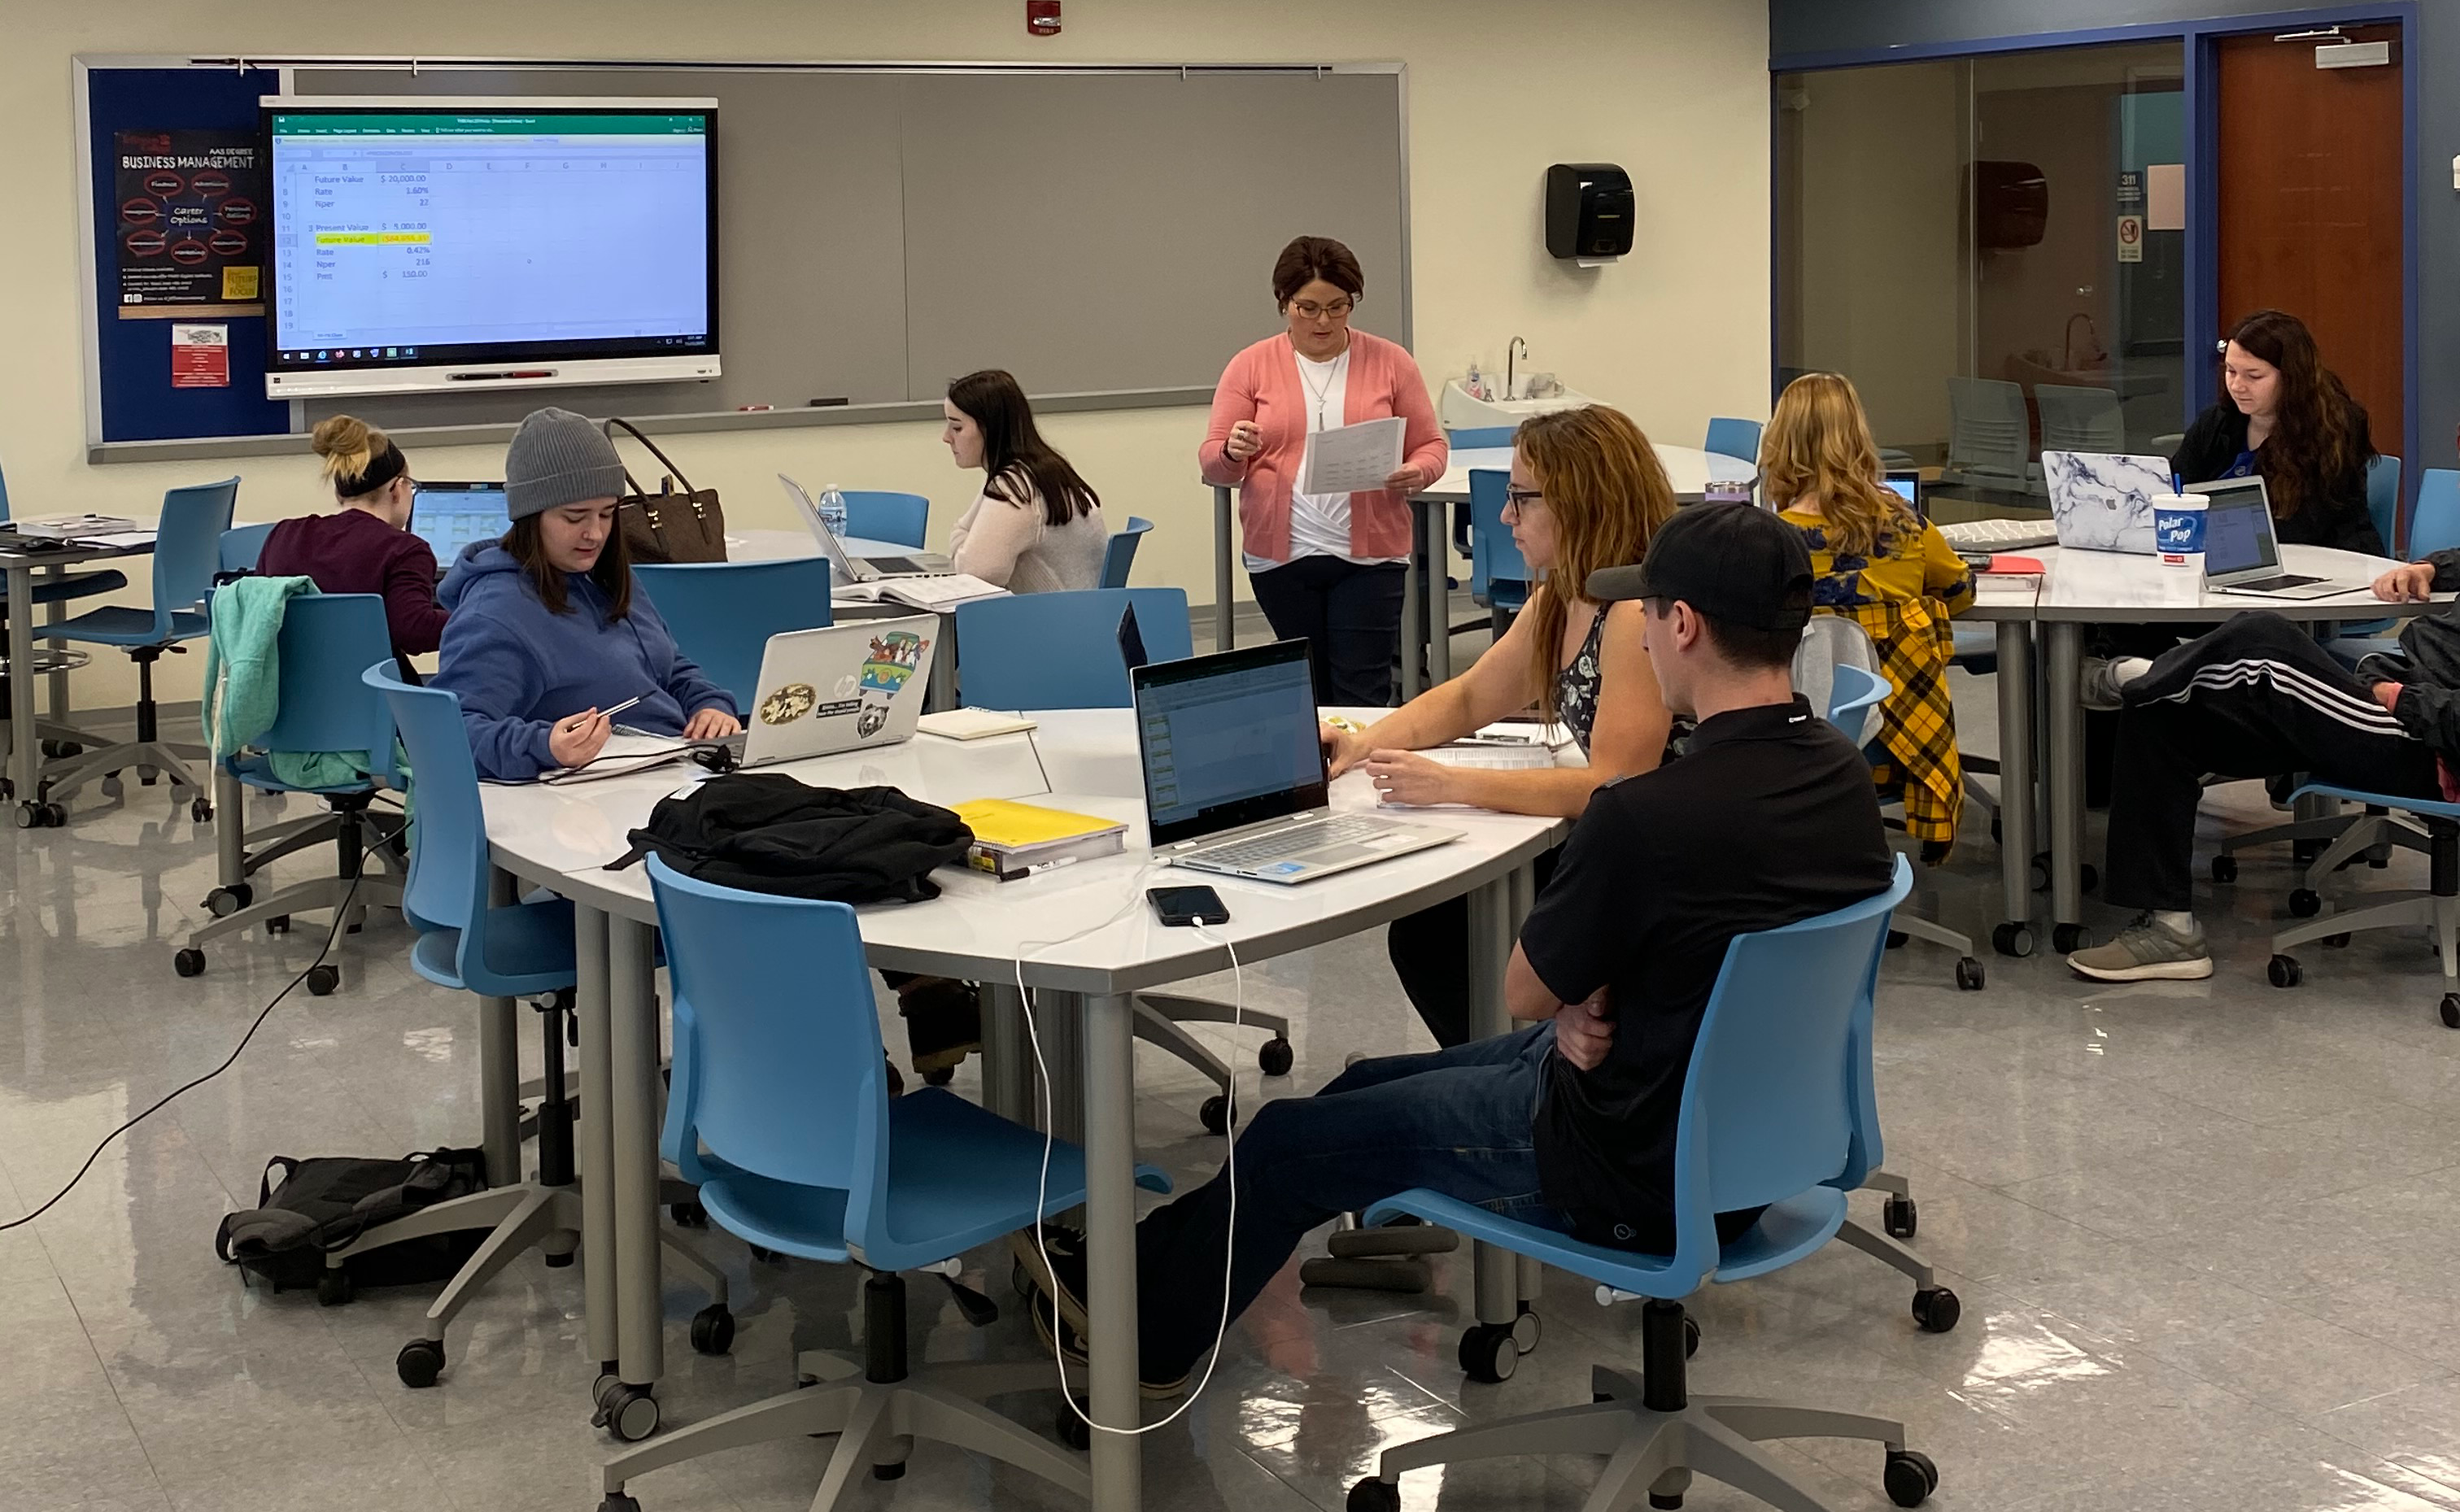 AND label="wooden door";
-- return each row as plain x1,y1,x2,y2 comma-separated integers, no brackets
2215,26,2404,451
